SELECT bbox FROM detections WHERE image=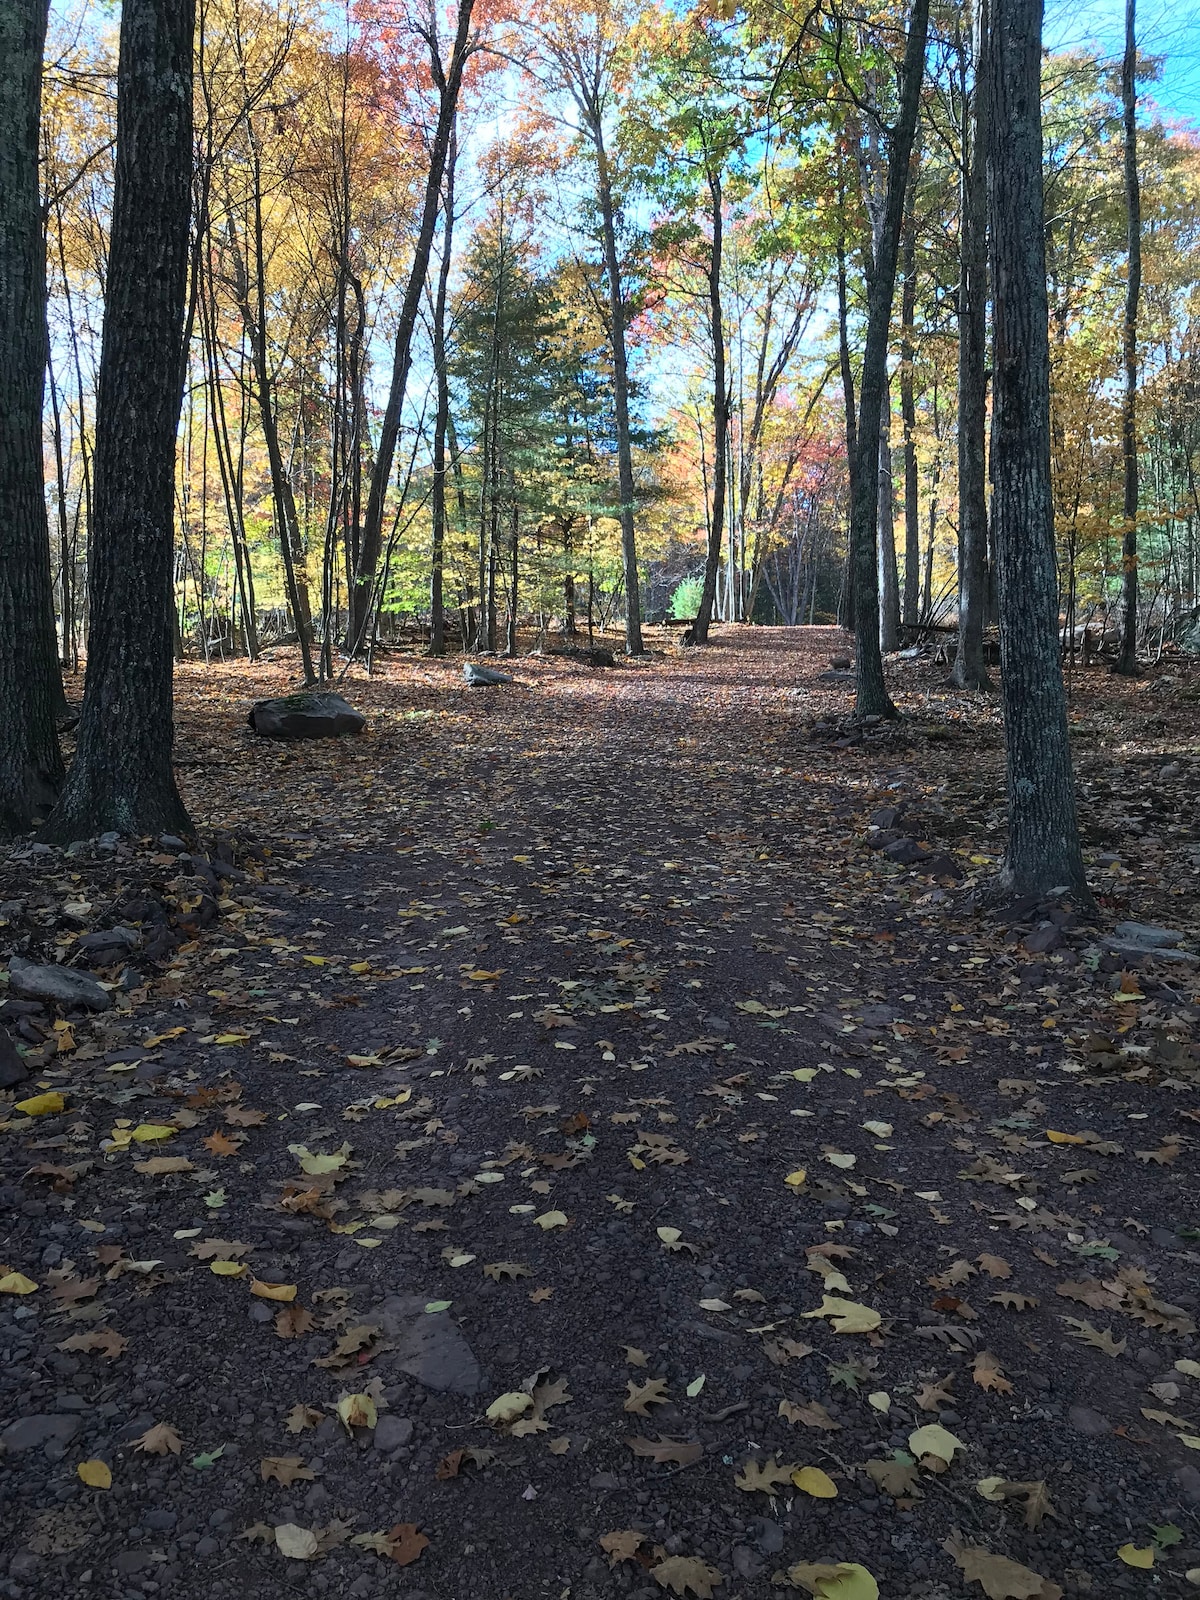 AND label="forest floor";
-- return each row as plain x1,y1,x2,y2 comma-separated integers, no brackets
2,626,1200,1600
